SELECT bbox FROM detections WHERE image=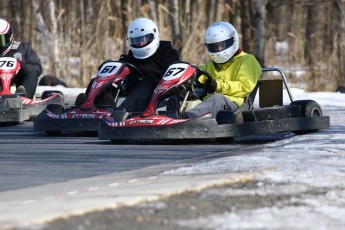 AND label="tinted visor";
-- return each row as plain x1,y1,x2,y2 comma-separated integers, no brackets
129,33,155,48
0,29,12,52
206,38,234,53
